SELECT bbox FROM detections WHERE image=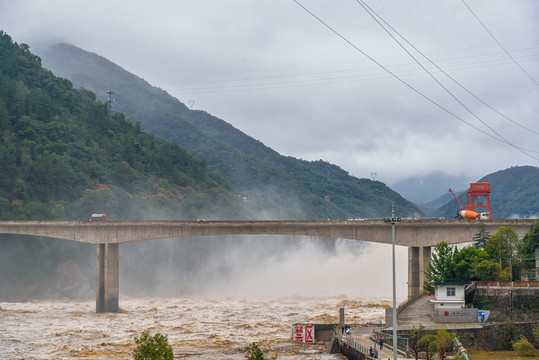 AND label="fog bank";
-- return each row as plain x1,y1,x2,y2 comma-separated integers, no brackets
120,236,408,301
